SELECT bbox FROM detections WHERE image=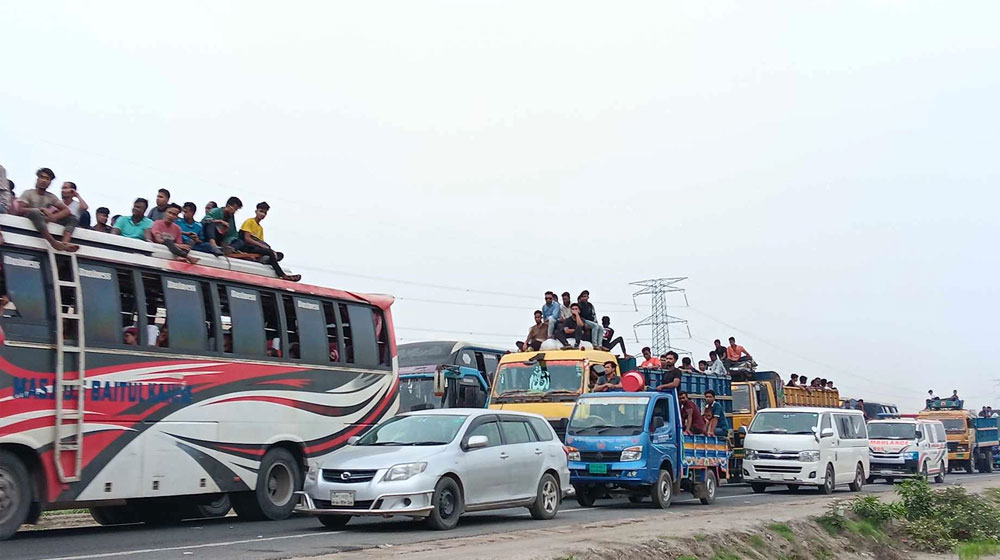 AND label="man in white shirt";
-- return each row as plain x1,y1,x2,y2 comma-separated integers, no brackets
61,182,89,220
709,350,727,376
558,292,573,320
